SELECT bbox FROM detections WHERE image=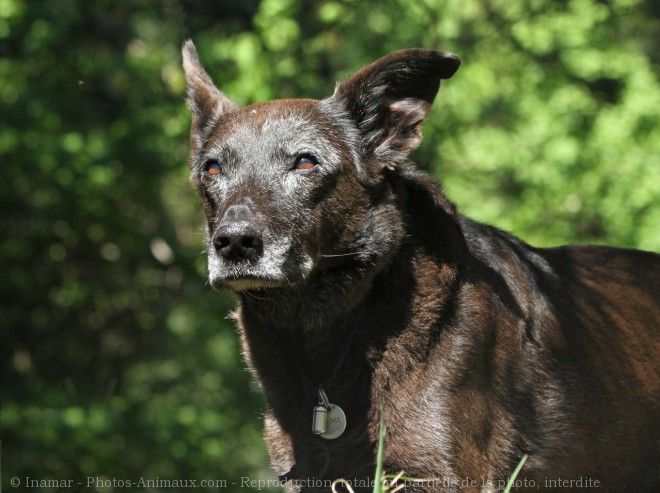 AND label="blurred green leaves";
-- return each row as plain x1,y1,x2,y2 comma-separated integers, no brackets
2,0,659,491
